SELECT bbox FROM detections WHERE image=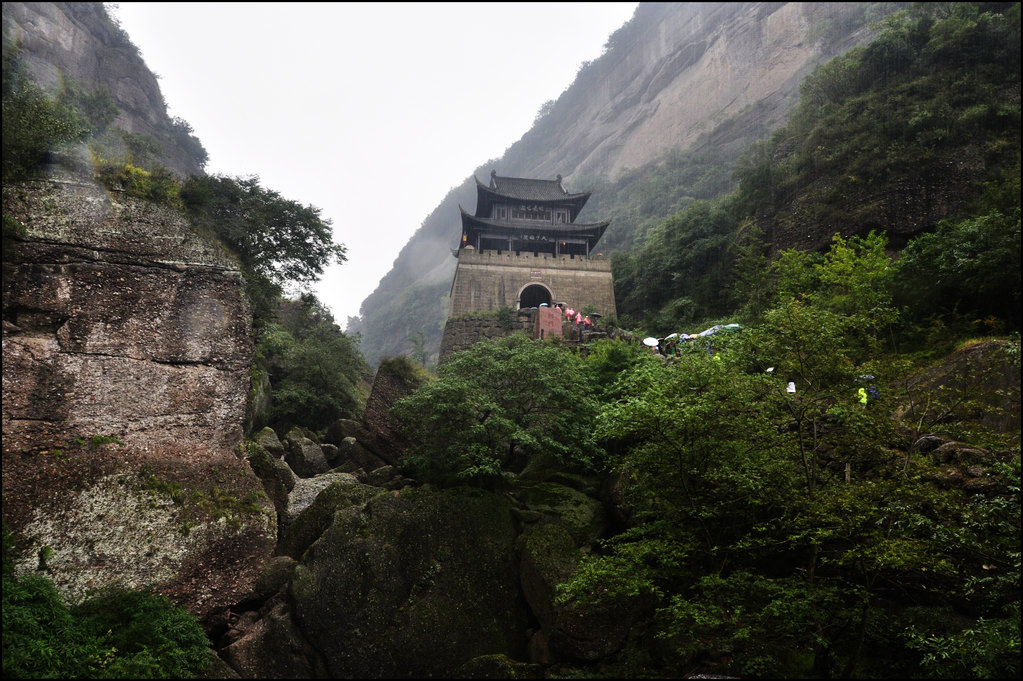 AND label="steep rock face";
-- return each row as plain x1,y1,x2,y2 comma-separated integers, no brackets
1,151,272,622
512,2,869,182
2,156,248,454
2,2,204,177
